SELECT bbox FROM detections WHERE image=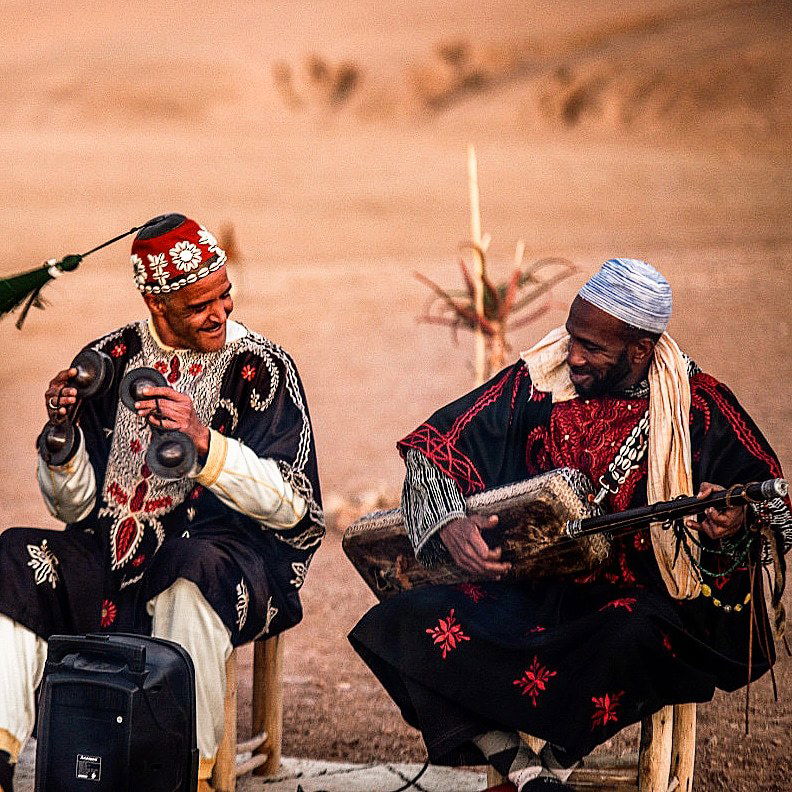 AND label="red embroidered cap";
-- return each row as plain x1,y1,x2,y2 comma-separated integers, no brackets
131,213,226,294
